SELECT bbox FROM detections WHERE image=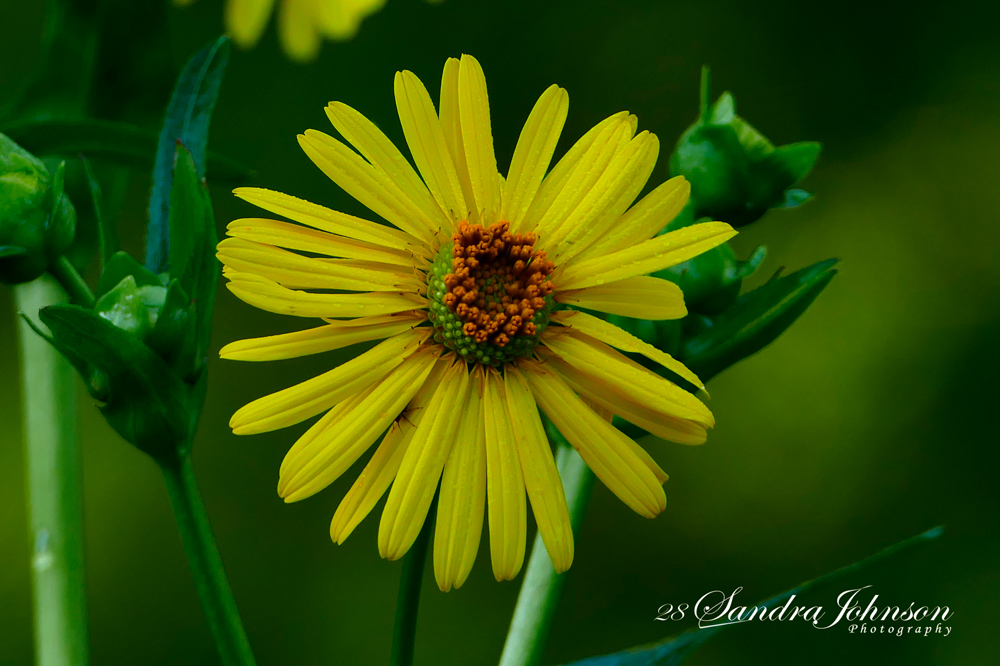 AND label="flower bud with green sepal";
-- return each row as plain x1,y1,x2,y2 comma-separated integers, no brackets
0,133,76,284
668,67,821,228
28,144,217,461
